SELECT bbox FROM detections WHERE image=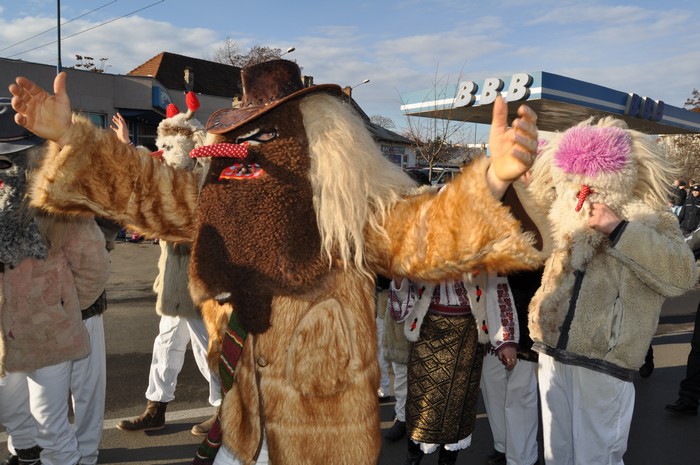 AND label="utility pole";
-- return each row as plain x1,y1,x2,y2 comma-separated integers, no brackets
57,0,63,73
